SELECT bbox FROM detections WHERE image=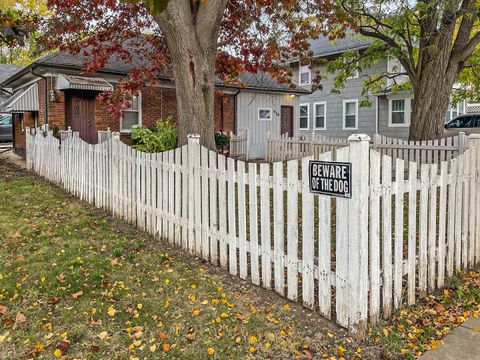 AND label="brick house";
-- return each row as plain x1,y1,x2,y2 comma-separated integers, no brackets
0,49,308,158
